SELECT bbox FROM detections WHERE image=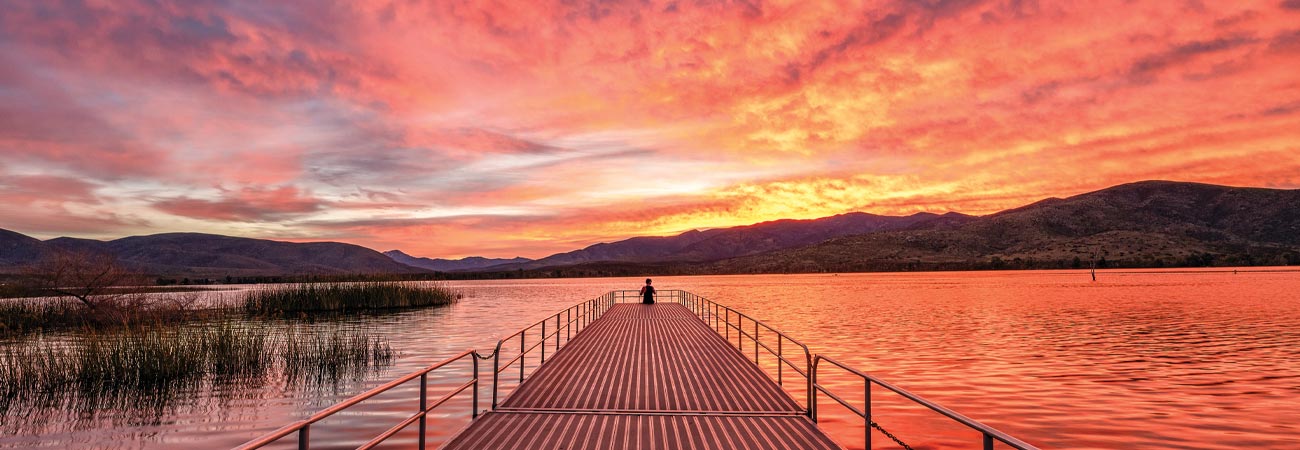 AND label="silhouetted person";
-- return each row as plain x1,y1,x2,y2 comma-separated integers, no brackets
639,278,656,304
